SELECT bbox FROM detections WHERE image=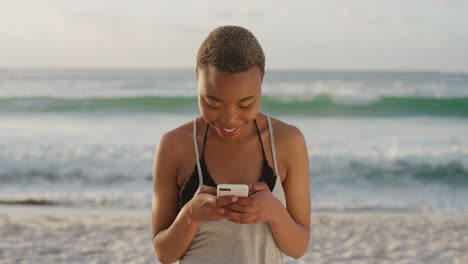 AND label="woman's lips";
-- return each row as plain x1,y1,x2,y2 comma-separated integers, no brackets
217,126,240,137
